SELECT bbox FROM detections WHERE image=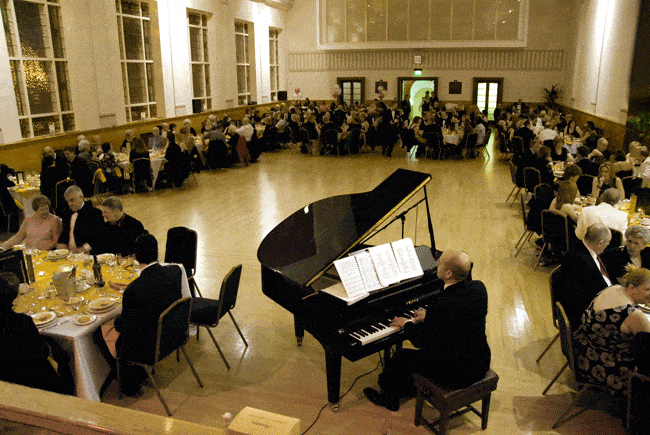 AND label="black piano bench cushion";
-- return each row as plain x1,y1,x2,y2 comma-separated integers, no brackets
189,298,220,325
414,369,499,434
